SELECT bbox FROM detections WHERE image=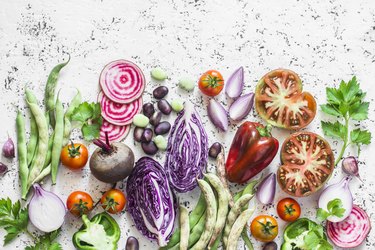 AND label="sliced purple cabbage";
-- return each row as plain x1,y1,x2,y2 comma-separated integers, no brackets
126,157,176,247
164,102,208,193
